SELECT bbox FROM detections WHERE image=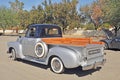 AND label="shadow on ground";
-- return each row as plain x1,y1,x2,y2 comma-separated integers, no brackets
110,49,120,51
16,59,49,69
16,59,101,77
105,49,120,52
64,67,101,77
